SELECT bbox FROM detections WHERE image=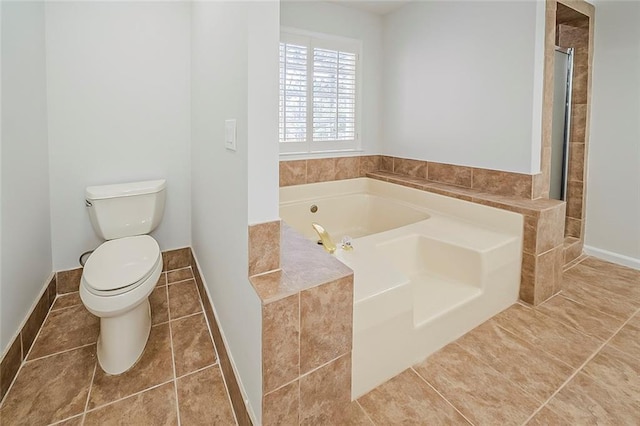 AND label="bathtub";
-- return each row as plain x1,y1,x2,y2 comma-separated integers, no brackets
280,178,523,398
